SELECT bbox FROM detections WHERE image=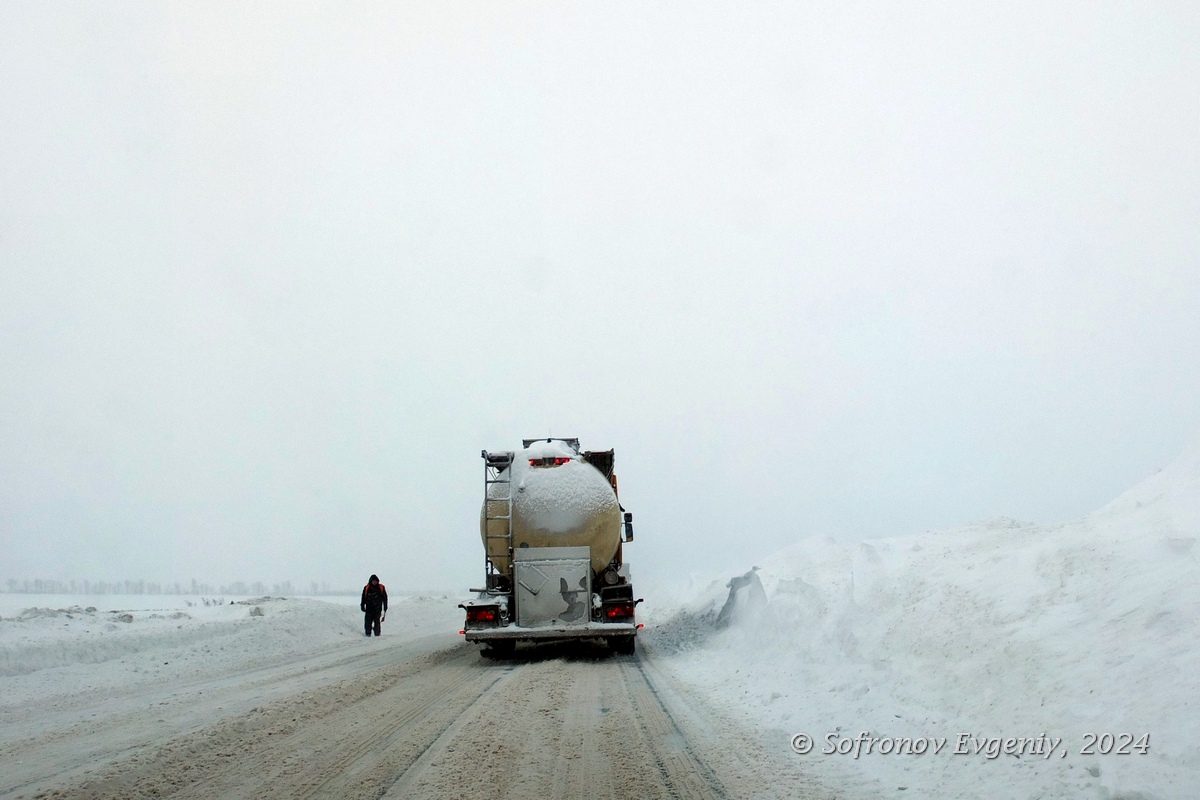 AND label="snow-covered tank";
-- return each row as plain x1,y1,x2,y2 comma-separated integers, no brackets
480,438,621,575
462,437,640,655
